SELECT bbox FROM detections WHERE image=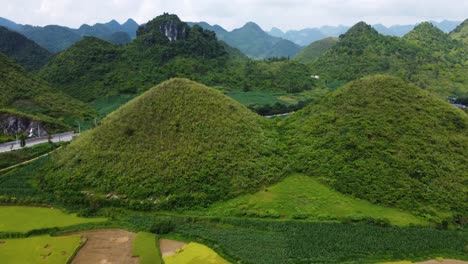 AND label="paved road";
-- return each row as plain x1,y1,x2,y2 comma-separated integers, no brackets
0,132,77,153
